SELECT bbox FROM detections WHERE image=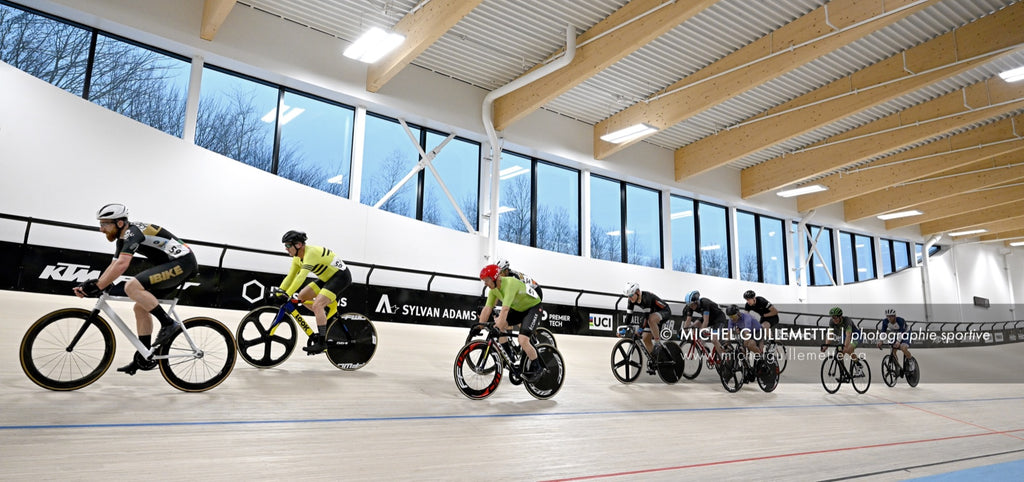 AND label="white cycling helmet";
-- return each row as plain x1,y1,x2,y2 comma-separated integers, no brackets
495,258,510,271
96,203,129,220
623,281,640,297
885,308,896,316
